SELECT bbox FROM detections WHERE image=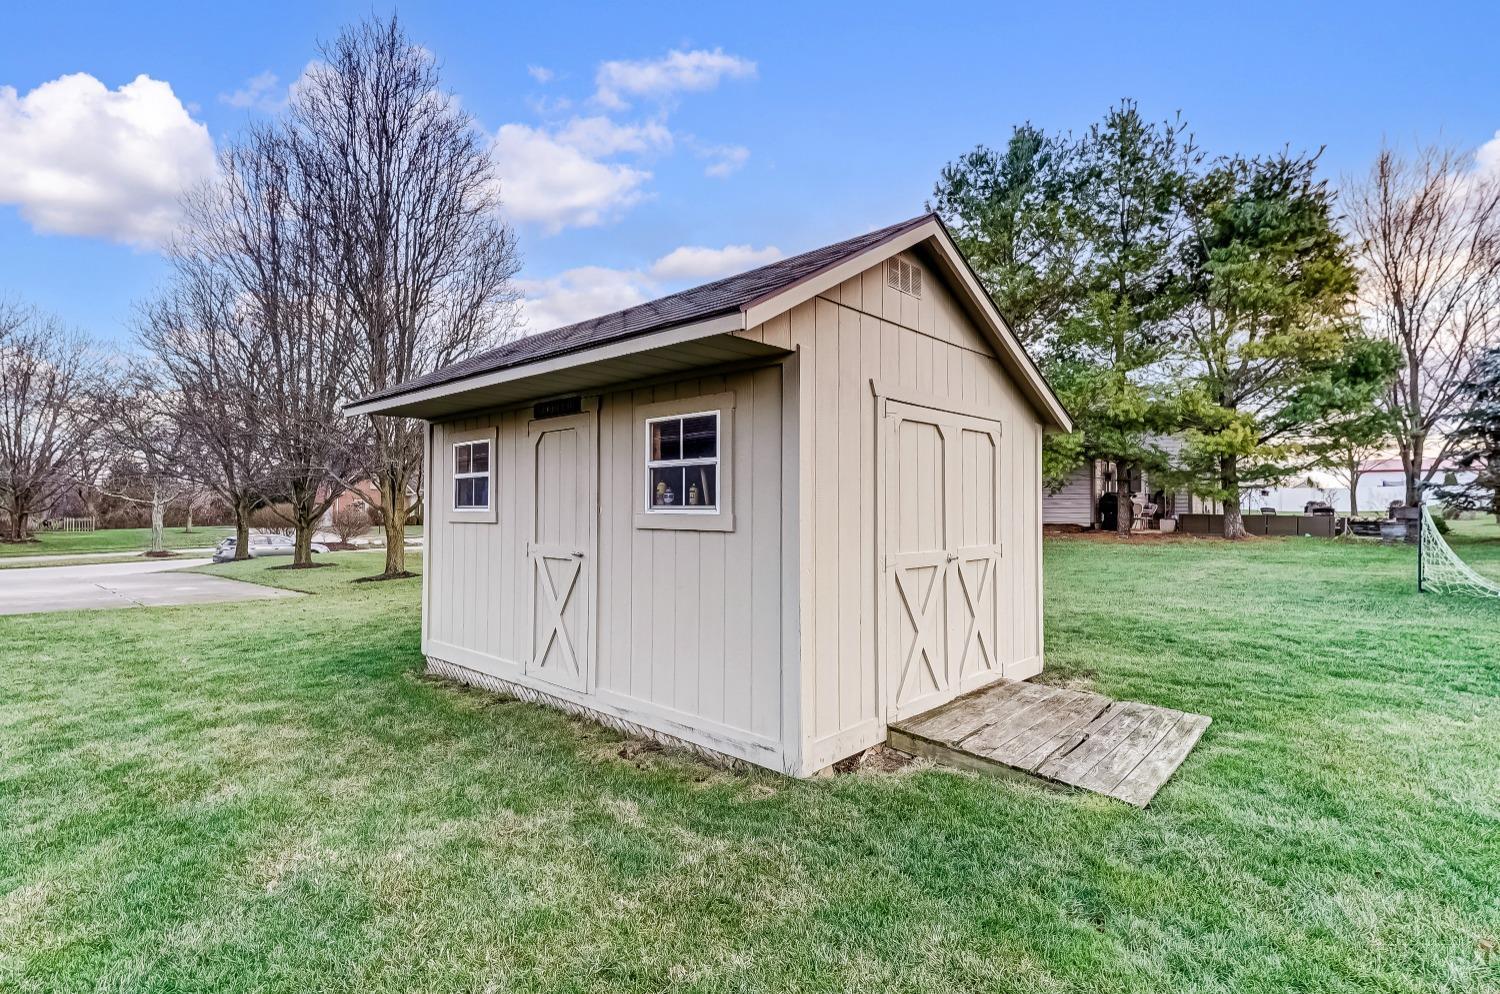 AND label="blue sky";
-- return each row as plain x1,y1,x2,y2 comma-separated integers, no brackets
2,0,1498,343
